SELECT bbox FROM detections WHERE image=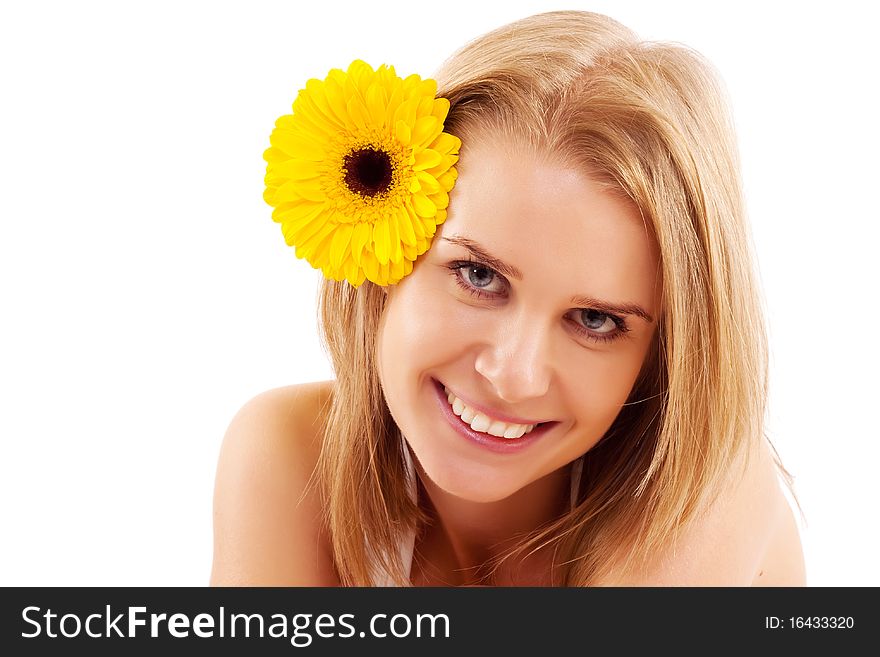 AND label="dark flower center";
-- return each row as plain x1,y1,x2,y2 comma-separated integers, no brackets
343,147,393,197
